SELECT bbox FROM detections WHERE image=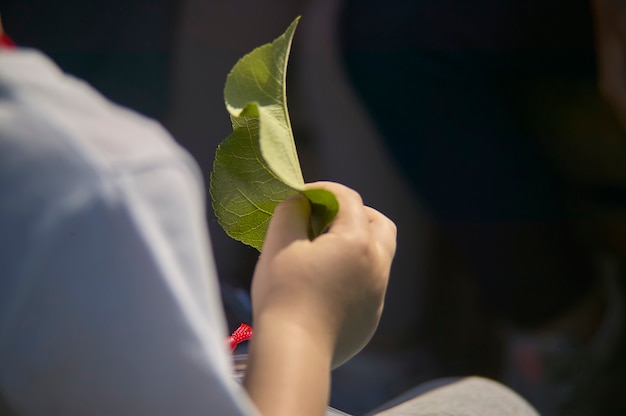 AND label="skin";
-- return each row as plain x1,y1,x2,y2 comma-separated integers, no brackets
244,181,396,415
